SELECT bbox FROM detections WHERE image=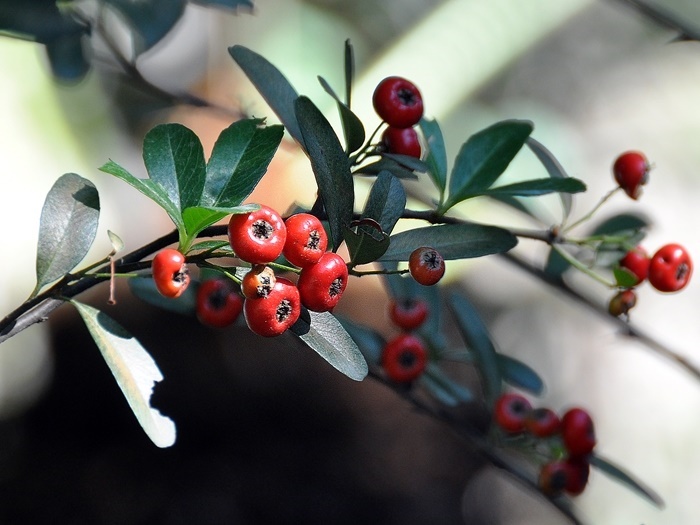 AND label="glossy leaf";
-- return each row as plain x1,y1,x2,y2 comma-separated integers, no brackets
591,213,650,236
497,354,544,395
590,454,664,508
363,171,406,235
104,0,186,53
337,316,385,365
481,177,586,197
379,223,517,262
419,117,447,195
186,240,233,255
353,157,419,180
295,96,354,251
318,76,365,154
527,137,574,218
34,173,100,294
447,293,501,405
71,301,177,448
291,310,368,381
420,362,474,406
228,45,305,149
344,39,354,106
381,153,429,174
344,225,390,266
